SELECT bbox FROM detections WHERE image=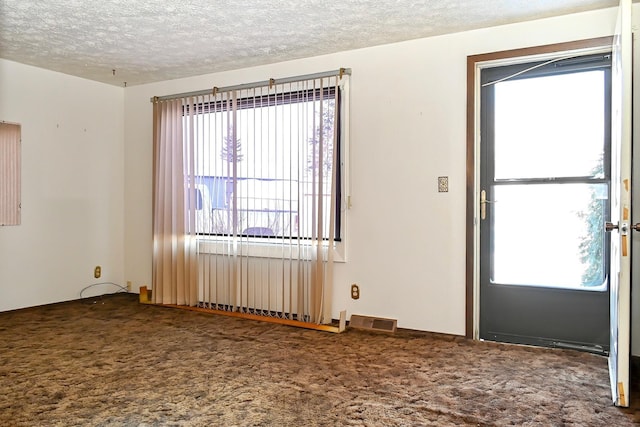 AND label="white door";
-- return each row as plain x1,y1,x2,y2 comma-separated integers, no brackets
607,0,632,408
